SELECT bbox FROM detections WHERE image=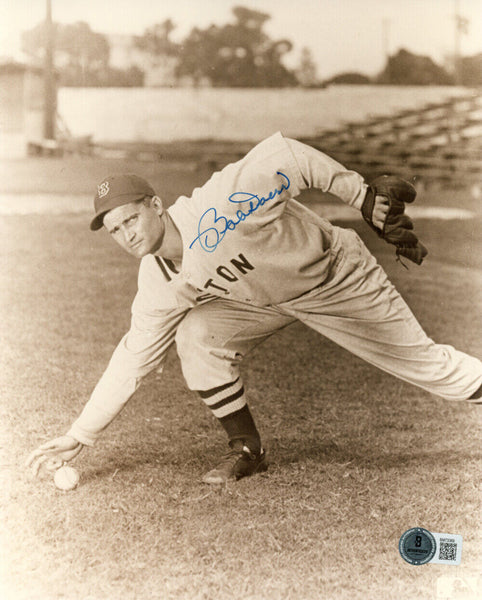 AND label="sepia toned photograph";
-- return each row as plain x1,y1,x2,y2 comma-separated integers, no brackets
1,1,481,598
